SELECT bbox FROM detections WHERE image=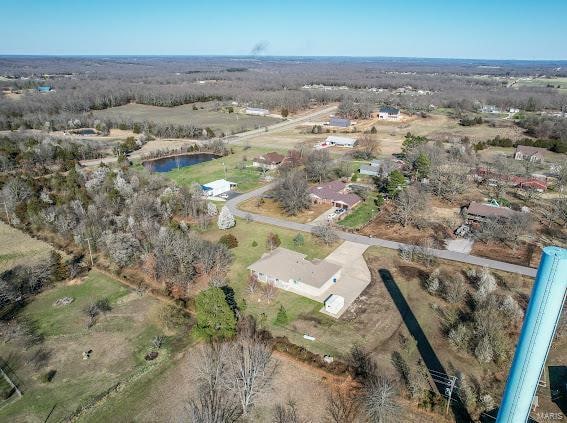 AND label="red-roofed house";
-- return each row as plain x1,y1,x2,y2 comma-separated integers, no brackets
252,152,286,170
309,180,362,210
